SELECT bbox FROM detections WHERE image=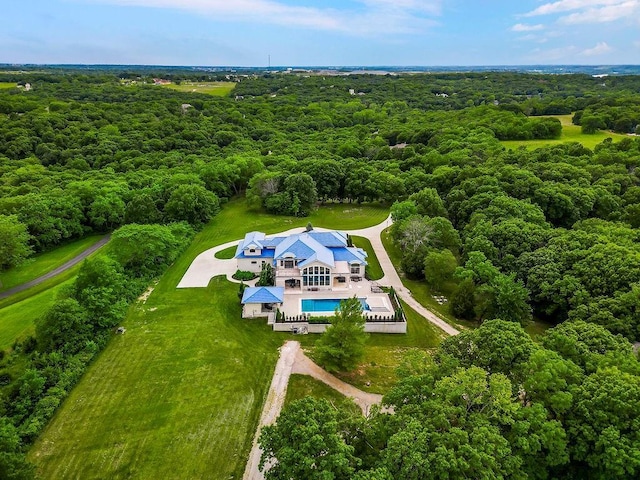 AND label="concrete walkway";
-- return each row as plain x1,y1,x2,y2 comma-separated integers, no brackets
177,217,460,335
243,341,384,480
0,235,111,301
